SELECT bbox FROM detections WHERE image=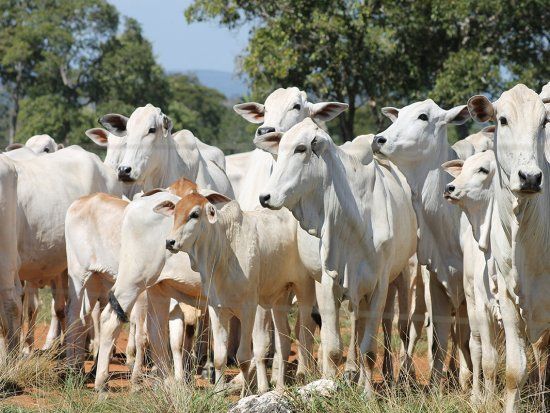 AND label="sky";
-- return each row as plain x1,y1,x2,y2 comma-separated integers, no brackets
108,0,250,74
